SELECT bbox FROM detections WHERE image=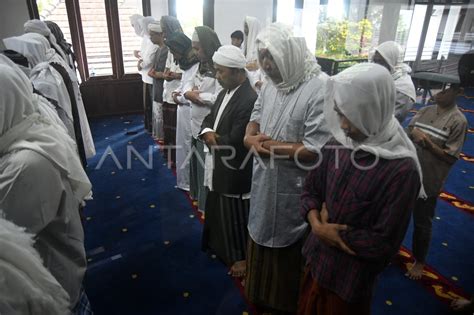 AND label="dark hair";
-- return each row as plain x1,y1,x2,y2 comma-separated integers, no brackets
231,30,244,41
458,50,474,88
